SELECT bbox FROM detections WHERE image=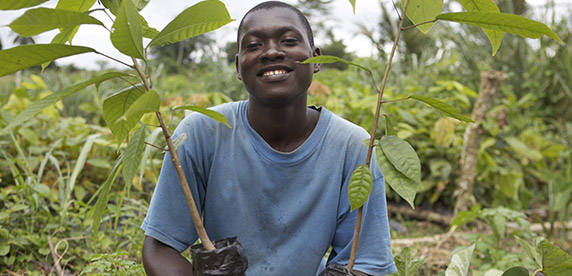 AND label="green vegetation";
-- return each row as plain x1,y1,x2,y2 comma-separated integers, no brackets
1,0,571,275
